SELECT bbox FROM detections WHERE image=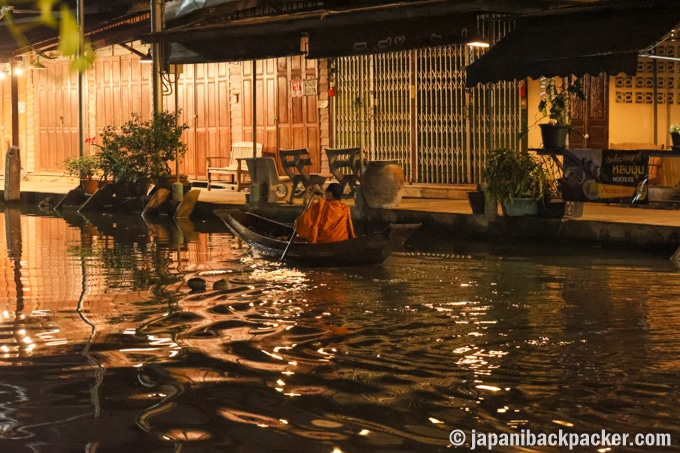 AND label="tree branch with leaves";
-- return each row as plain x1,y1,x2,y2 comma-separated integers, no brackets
1,0,94,70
